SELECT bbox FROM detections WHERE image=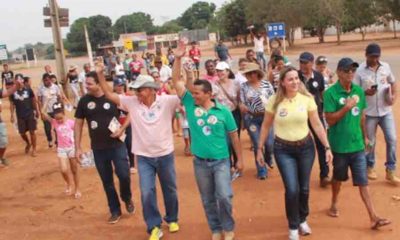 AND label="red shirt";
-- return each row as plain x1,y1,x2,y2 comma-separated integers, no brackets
129,60,143,73
189,48,201,63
